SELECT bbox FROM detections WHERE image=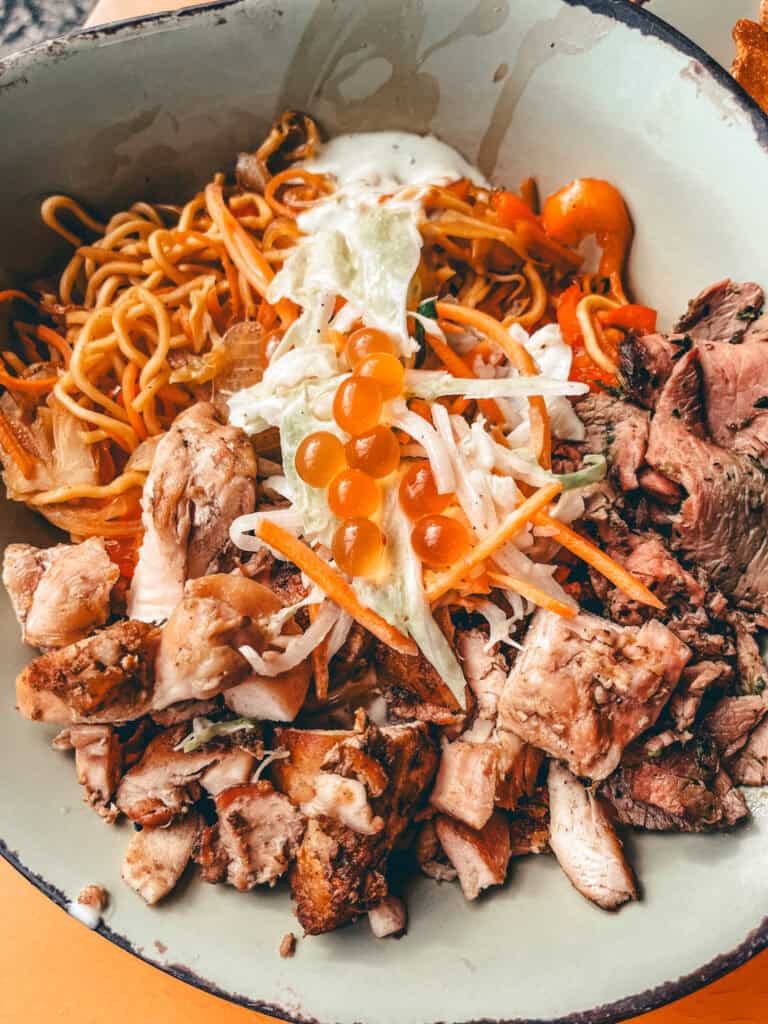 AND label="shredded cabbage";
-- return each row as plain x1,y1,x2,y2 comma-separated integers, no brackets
175,716,258,754
353,484,467,703
404,369,587,401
